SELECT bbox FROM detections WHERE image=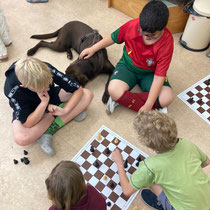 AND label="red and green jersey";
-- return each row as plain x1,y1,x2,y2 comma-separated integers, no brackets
111,18,174,77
